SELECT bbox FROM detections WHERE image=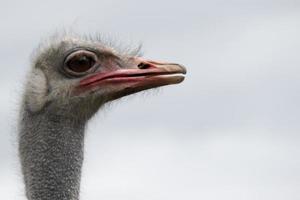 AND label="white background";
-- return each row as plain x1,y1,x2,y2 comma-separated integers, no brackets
1,0,300,199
